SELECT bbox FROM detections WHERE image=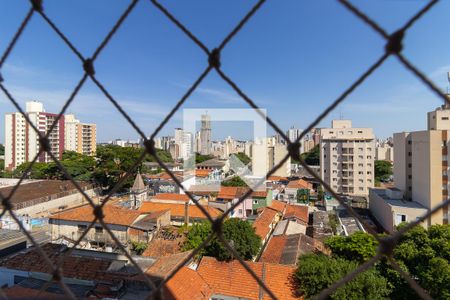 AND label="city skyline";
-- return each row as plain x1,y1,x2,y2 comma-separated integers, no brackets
2,1,450,143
